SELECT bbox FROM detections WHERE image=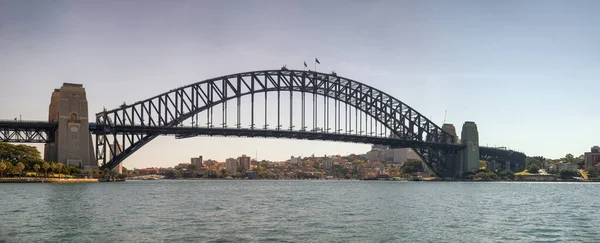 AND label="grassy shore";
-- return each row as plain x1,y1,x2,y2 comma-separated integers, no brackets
0,177,99,183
